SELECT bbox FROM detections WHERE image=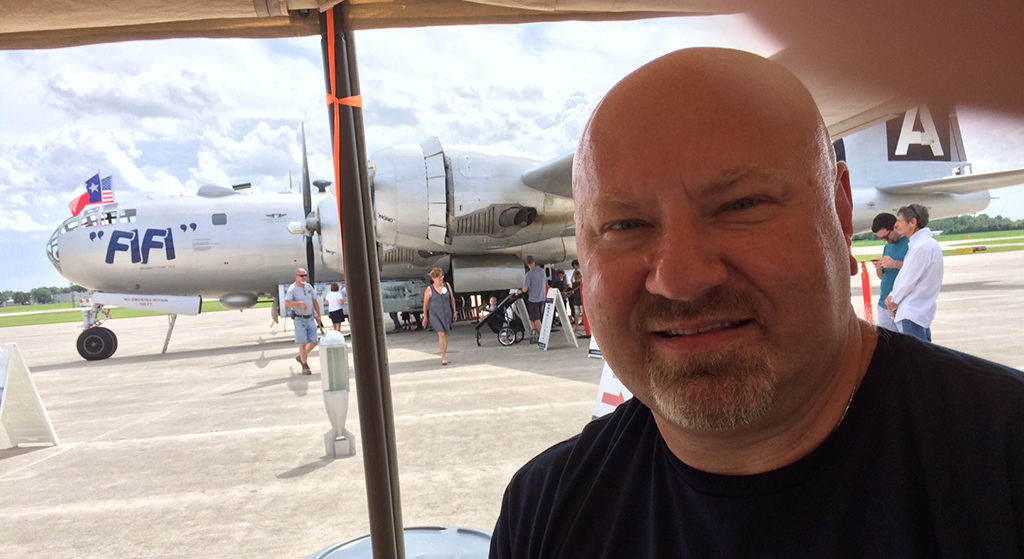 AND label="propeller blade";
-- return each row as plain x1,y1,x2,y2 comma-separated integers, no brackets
301,122,312,218
306,236,316,286
301,122,315,284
